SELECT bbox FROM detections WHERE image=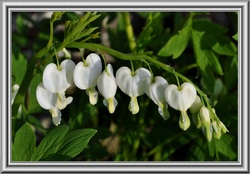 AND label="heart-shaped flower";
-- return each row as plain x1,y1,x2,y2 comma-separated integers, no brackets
145,76,170,120
36,83,72,126
164,82,196,131
116,66,151,114
74,53,102,105
97,64,117,114
43,59,75,110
